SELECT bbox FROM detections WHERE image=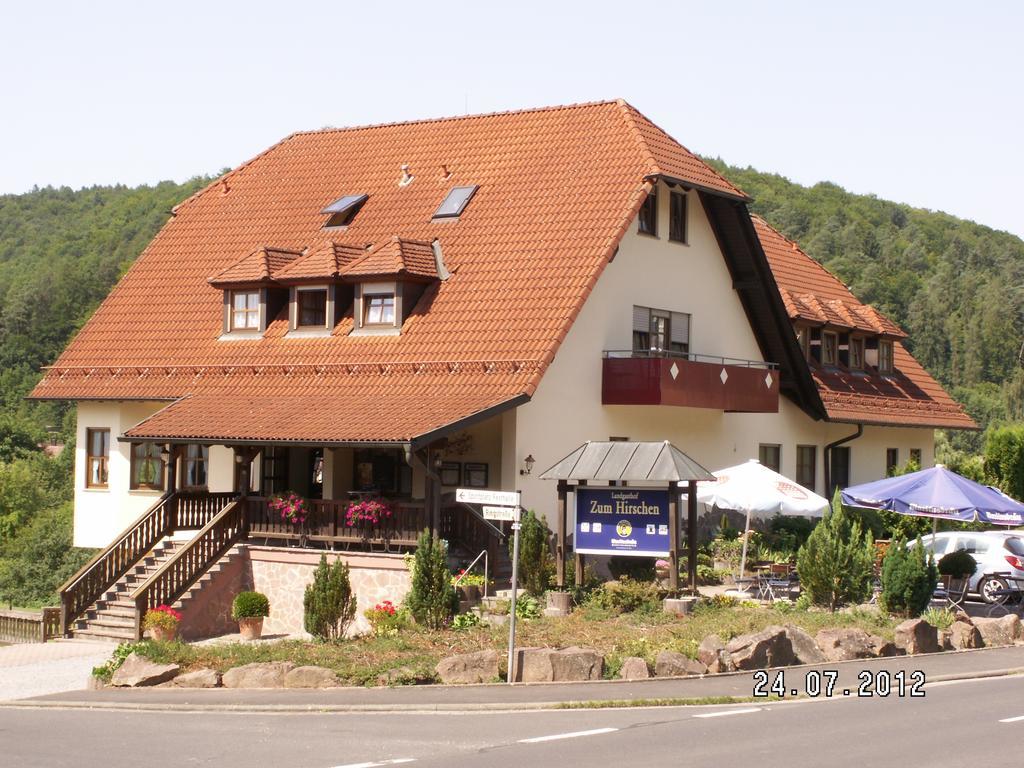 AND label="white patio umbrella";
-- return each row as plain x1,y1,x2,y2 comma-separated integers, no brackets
696,459,830,577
